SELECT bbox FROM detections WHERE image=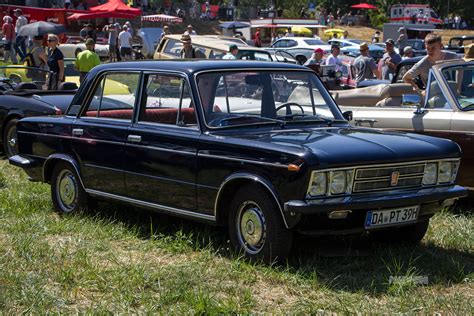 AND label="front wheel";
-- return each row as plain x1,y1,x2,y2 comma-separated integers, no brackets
3,118,19,158
370,219,430,244
228,186,293,263
51,162,90,213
